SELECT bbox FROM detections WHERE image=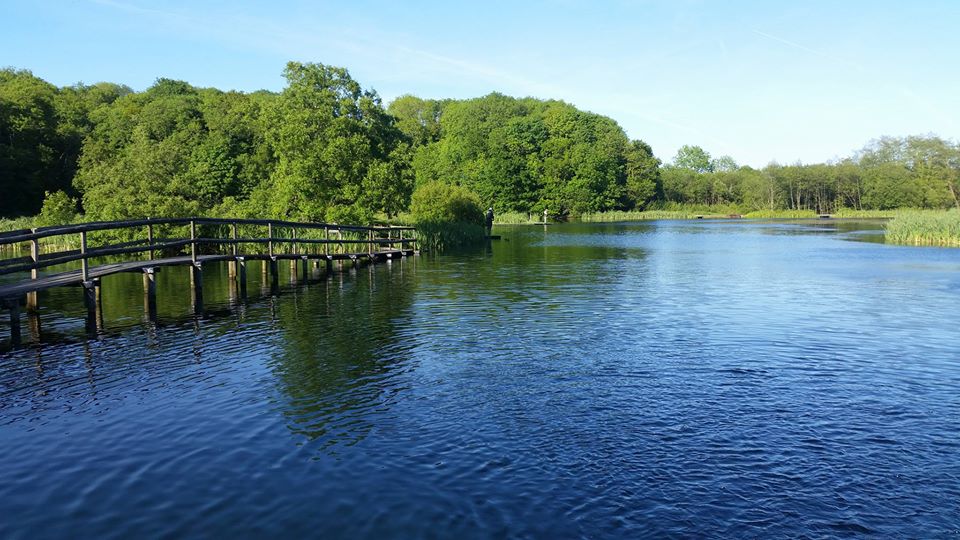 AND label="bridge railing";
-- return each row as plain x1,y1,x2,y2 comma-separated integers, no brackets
0,217,417,278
